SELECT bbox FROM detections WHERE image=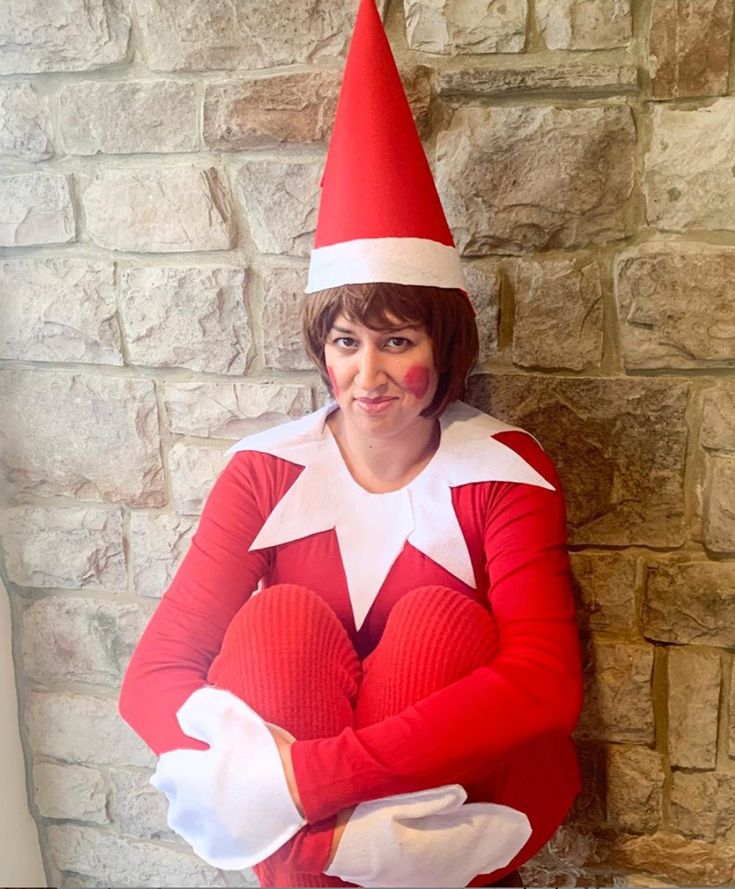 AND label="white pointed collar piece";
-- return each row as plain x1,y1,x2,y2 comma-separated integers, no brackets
225,401,554,632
